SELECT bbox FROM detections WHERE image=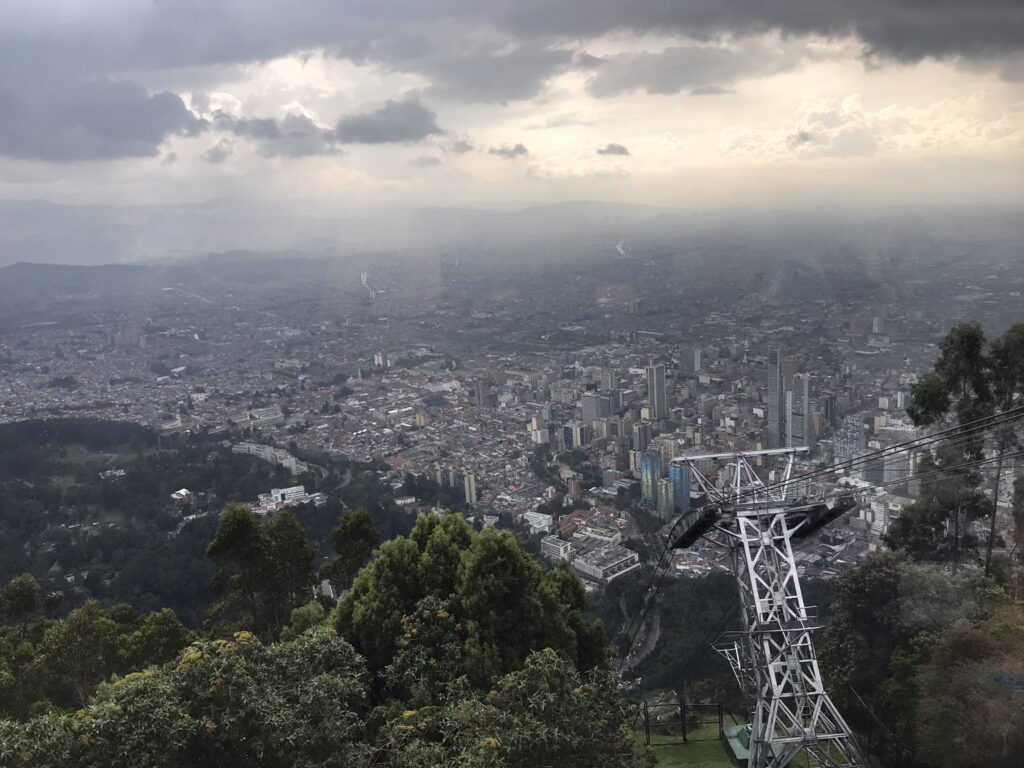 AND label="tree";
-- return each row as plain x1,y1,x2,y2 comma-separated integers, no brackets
885,453,990,564
33,601,122,708
1,574,42,638
373,649,652,768
280,600,326,641
207,504,315,641
333,513,607,689
323,509,379,589
0,627,368,768
907,322,1024,573
916,605,1024,768
122,608,193,669
819,551,992,766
